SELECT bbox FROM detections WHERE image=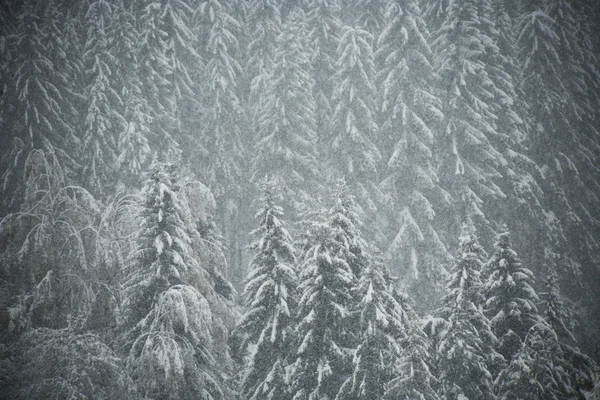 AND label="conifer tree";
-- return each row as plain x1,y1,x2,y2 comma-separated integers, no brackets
376,0,449,308
305,0,342,156
336,258,401,400
289,190,358,400
246,0,282,126
495,323,579,400
112,0,152,192
436,230,499,400
1,2,81,211
432,0,507,240
484,230,541,360
330,25,381,219
384,292,440,400
121,162,229,400
81,0,123,196
235,179,298,400
197,0,246,203
251,8,320,217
